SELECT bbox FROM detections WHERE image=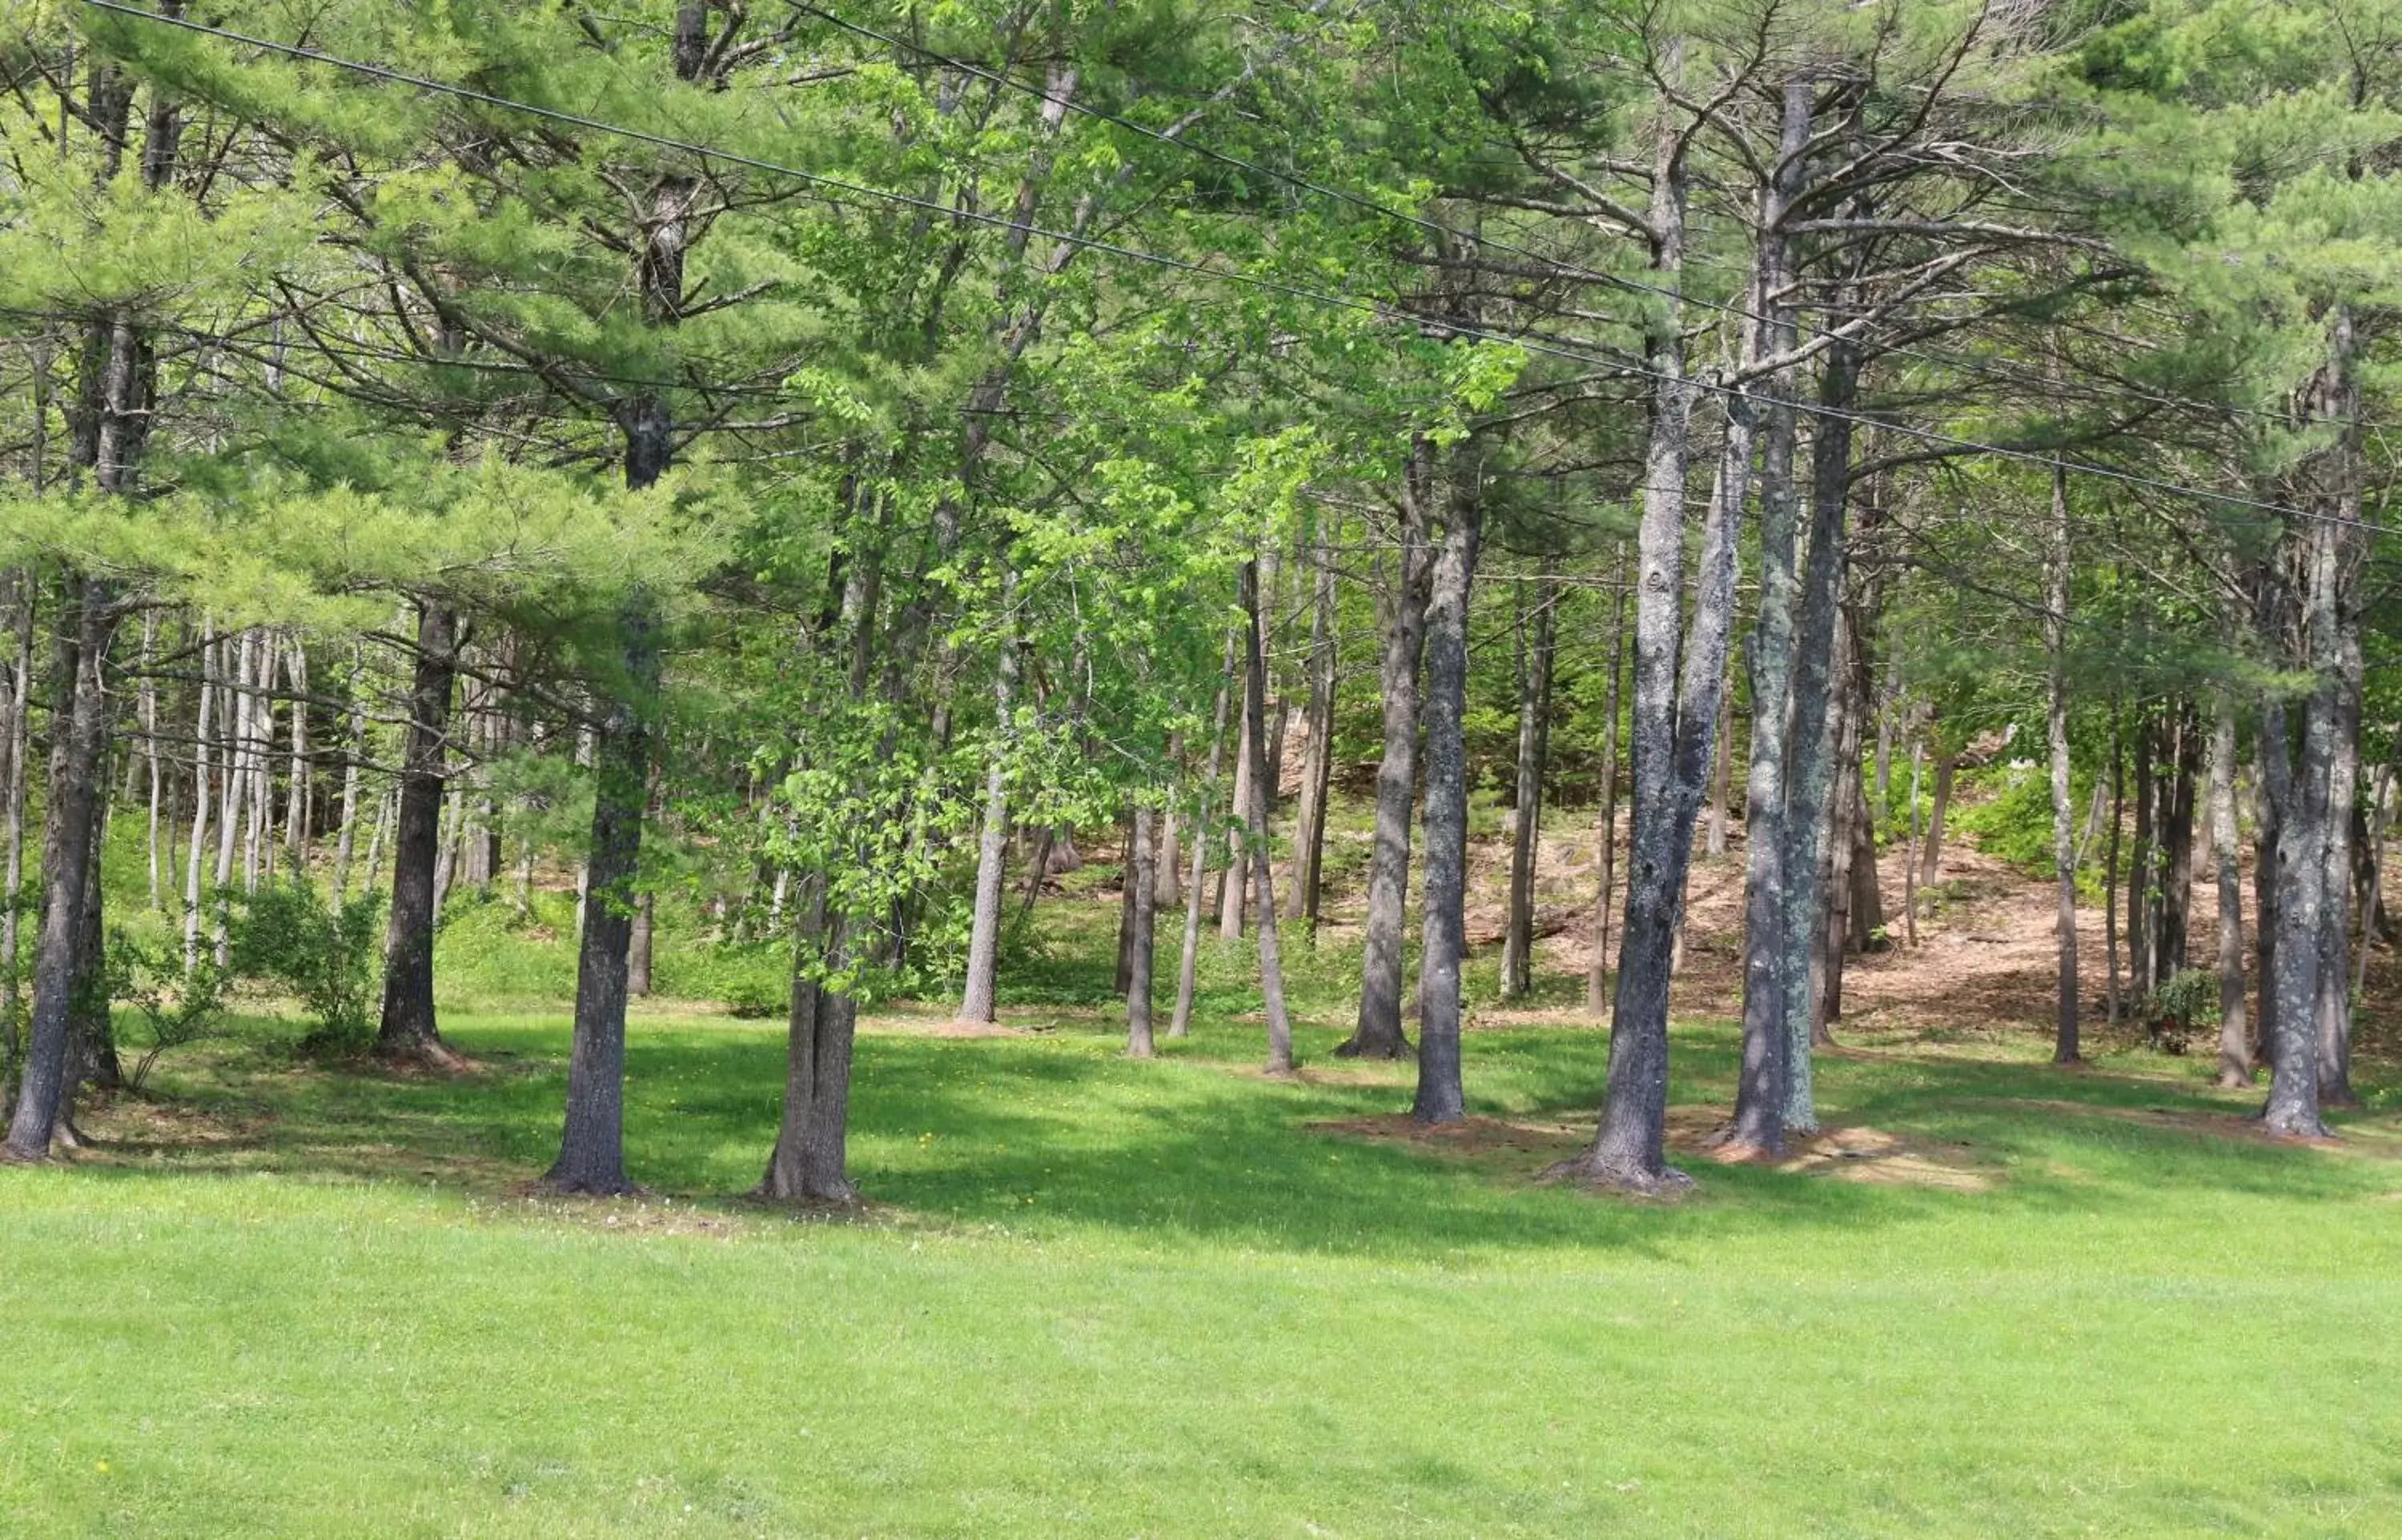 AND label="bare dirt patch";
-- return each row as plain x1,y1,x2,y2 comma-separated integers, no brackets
1310,1105,1998,1193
